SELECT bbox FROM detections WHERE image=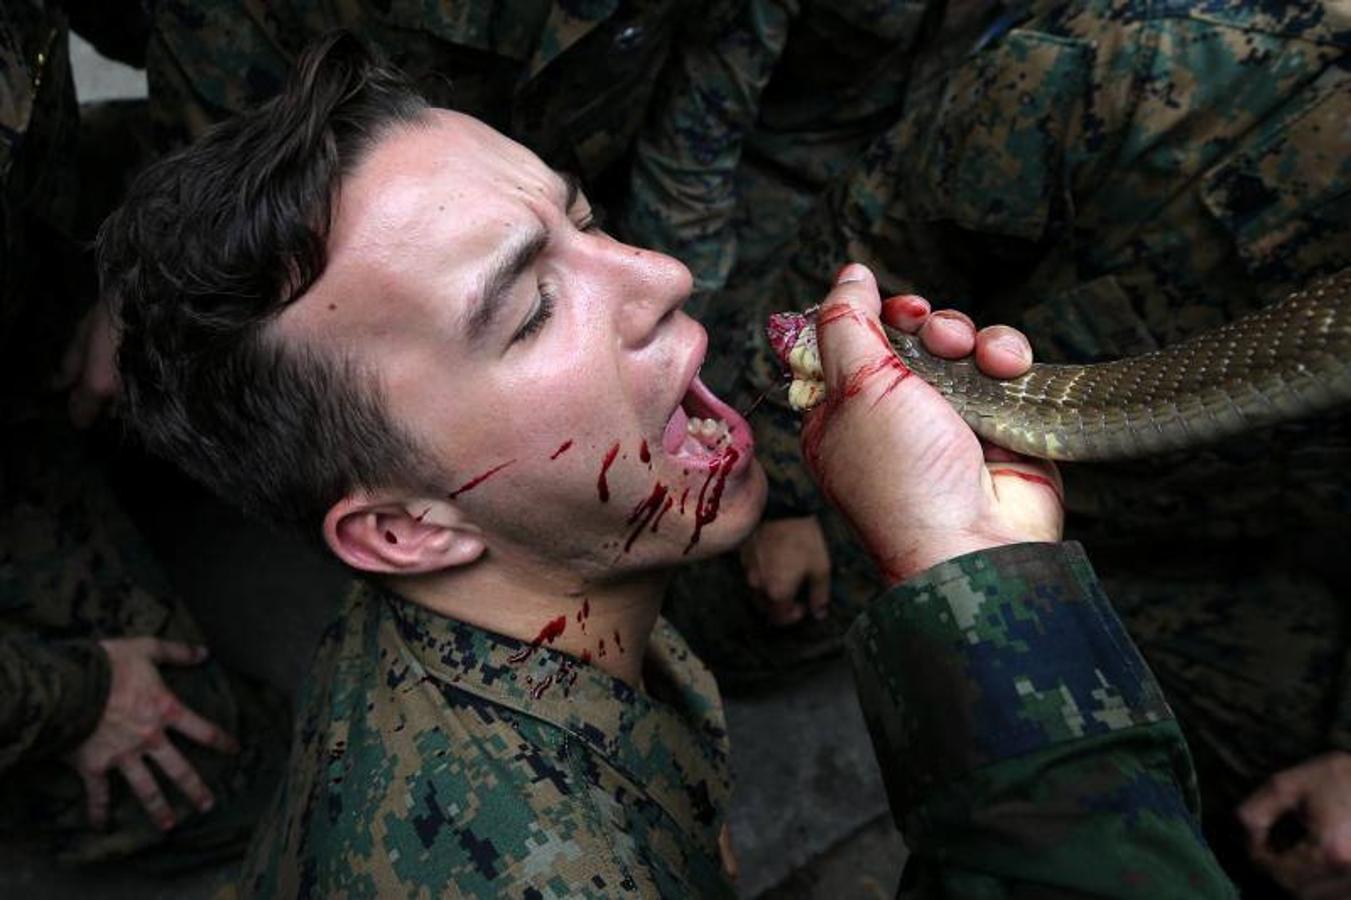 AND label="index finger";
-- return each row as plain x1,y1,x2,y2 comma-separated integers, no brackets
814,264,896,389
